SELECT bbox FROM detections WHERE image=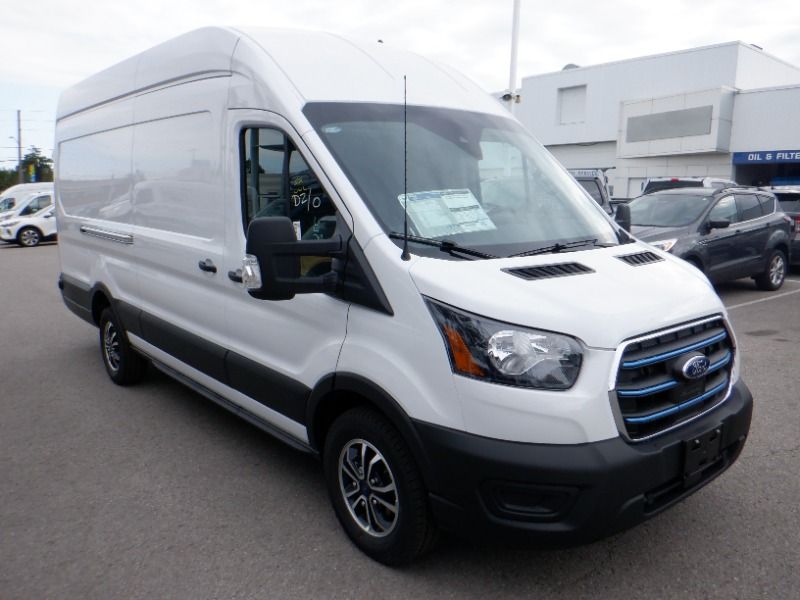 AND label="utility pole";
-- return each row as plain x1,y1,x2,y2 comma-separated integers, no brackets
505,0,522,114
16,110,23,183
